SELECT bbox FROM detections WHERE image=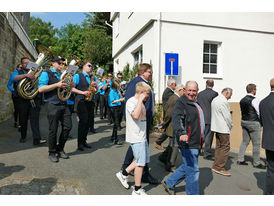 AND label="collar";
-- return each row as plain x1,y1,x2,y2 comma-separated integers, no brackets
50,67,61,75
82,71,90,77
174,92,180,97
247,93,255,97
220,93,228,101
271,91,274,93
140,76,148,83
